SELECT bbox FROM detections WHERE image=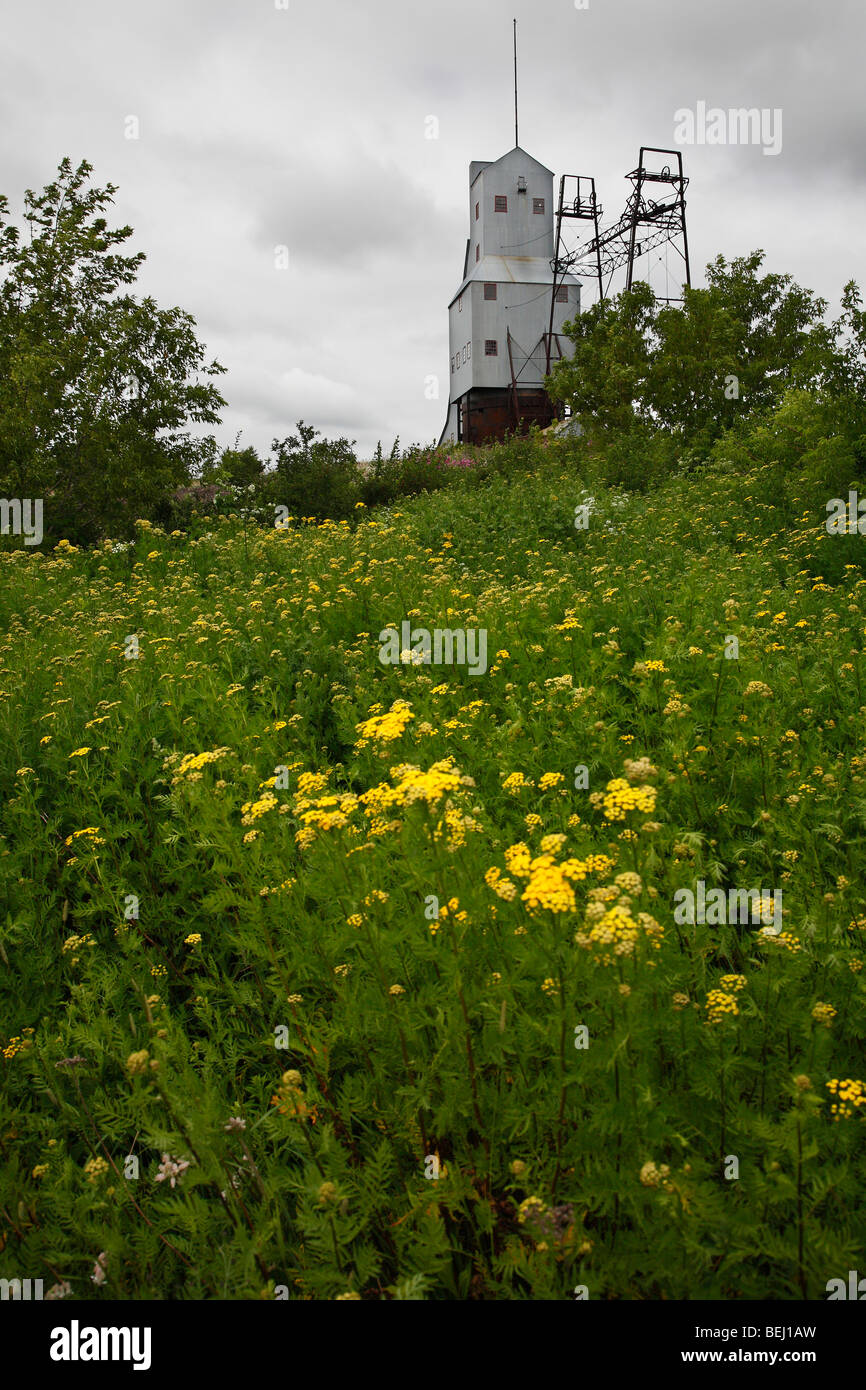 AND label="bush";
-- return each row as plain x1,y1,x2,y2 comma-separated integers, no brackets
269,422,361,522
